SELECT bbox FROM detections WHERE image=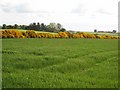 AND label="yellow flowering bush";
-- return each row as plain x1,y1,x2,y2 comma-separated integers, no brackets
1,29,119,39
58,32,69,38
